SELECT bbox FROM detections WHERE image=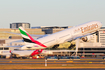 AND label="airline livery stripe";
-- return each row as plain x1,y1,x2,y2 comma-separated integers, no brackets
19,28,28,37
21,34,31,40
23,37,34,43
26,33,47,47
